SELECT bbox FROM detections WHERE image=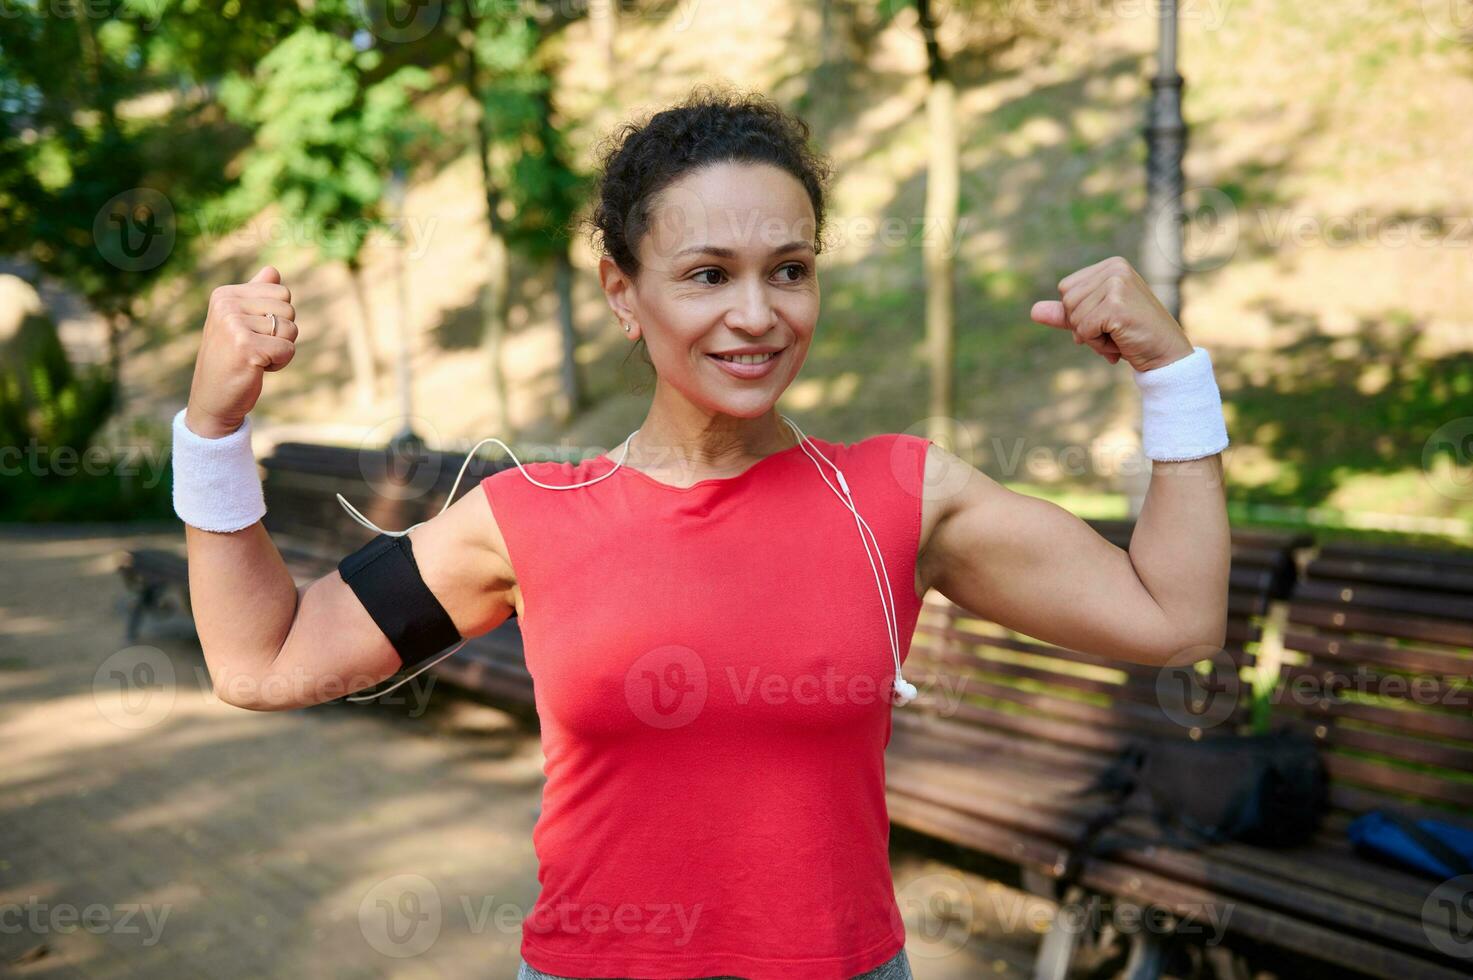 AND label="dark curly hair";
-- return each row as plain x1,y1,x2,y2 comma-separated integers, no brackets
580,84,834,391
